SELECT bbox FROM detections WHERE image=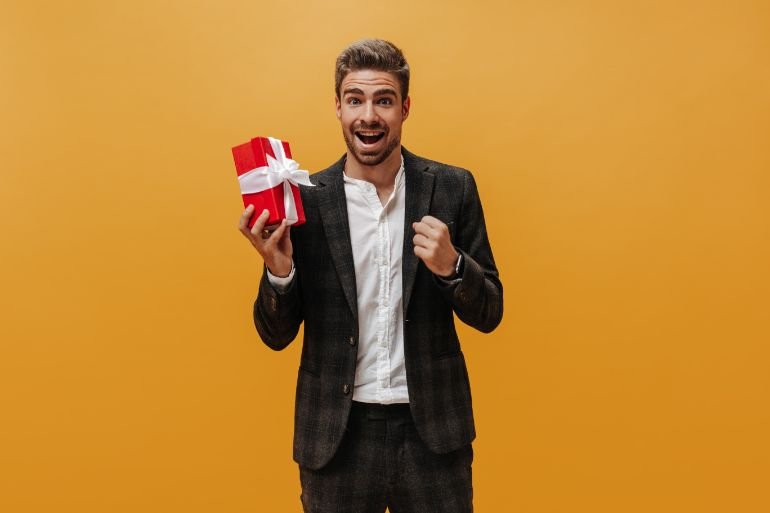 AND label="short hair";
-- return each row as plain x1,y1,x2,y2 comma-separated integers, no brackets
335,39,410,100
